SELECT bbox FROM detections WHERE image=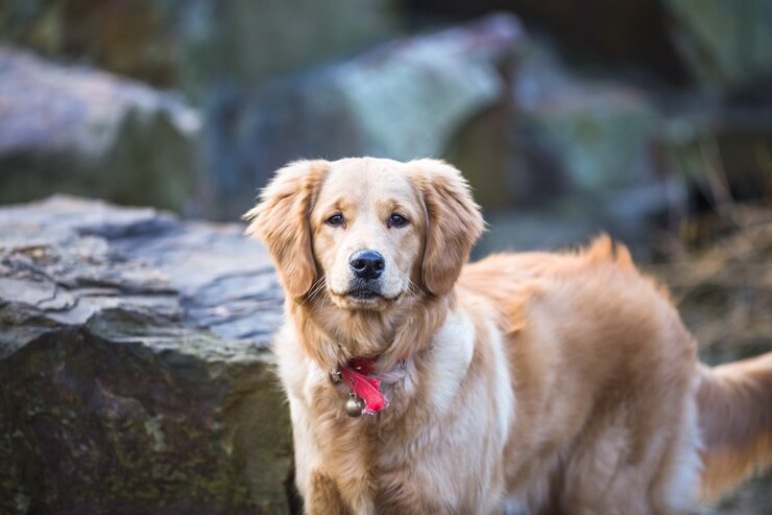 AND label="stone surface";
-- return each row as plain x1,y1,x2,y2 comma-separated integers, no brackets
0,47,205,215
0,0,400,100
468,36,680,257
513,38,663,197
662,108,772,206
0,0,399,94
172,0,400,102
0,195,291,514
406,0,689,84
205,13,524,220
0,0,178,87
665,0,772,97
